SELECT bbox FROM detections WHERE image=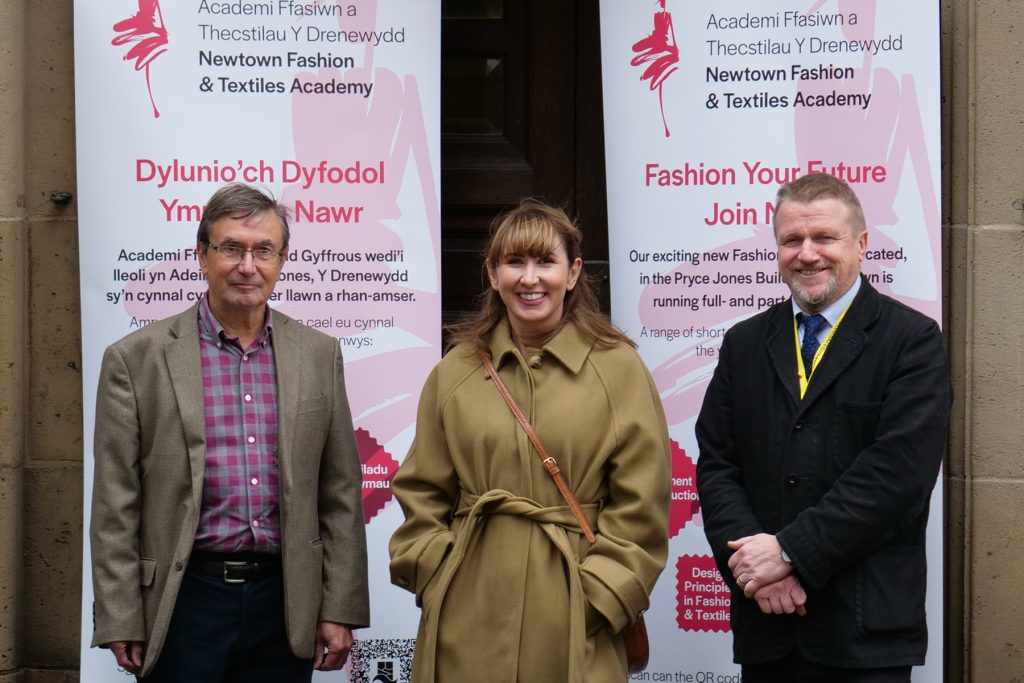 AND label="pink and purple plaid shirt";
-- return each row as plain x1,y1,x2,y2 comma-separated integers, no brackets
193,294,281,554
